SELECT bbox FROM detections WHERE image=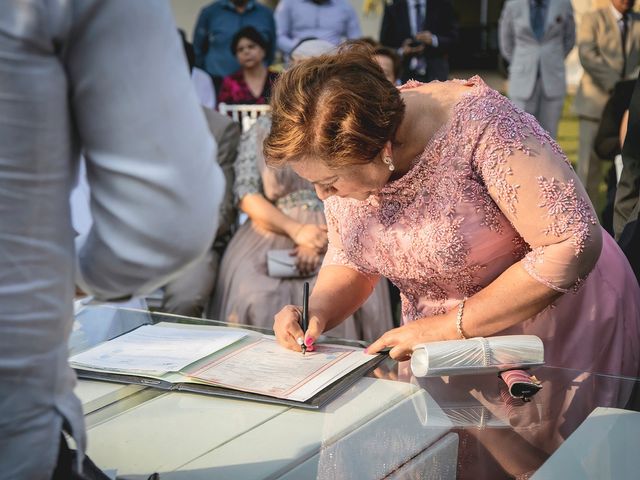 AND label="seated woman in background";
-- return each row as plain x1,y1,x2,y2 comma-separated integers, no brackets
211,112,393,341
217,26,278,106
